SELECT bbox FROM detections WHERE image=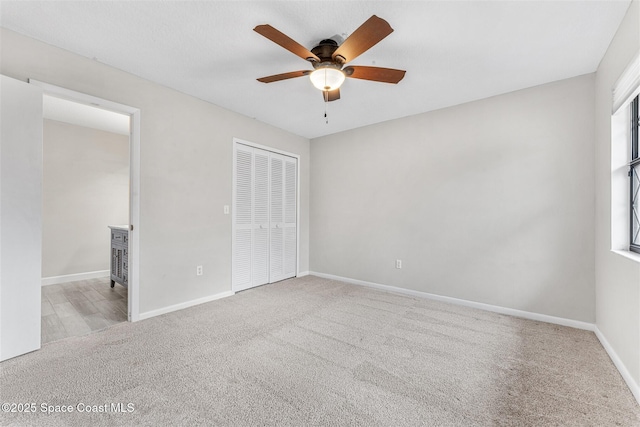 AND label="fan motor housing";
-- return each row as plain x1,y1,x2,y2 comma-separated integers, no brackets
310,39,344,67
